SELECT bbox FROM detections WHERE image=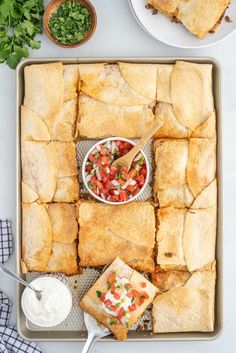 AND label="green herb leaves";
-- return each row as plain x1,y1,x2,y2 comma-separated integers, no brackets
0,0,44,69
48,1,92,46
96,290,102,298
